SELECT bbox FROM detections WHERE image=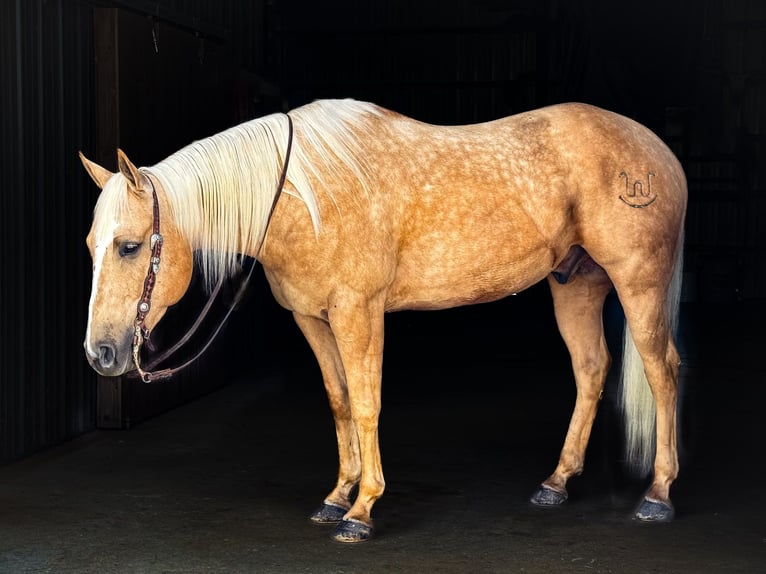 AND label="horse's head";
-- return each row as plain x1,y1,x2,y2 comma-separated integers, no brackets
81,150,193,377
